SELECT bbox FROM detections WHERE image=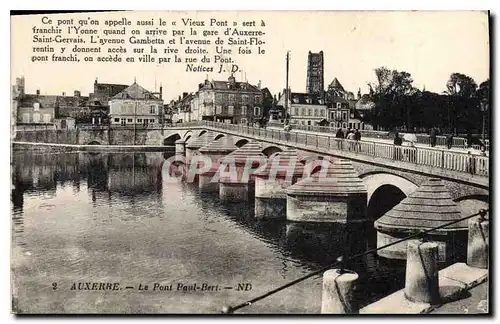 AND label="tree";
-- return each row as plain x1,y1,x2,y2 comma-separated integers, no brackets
443,73,479,133
445,73,478,98
477,79,490,101
368,67,418,130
